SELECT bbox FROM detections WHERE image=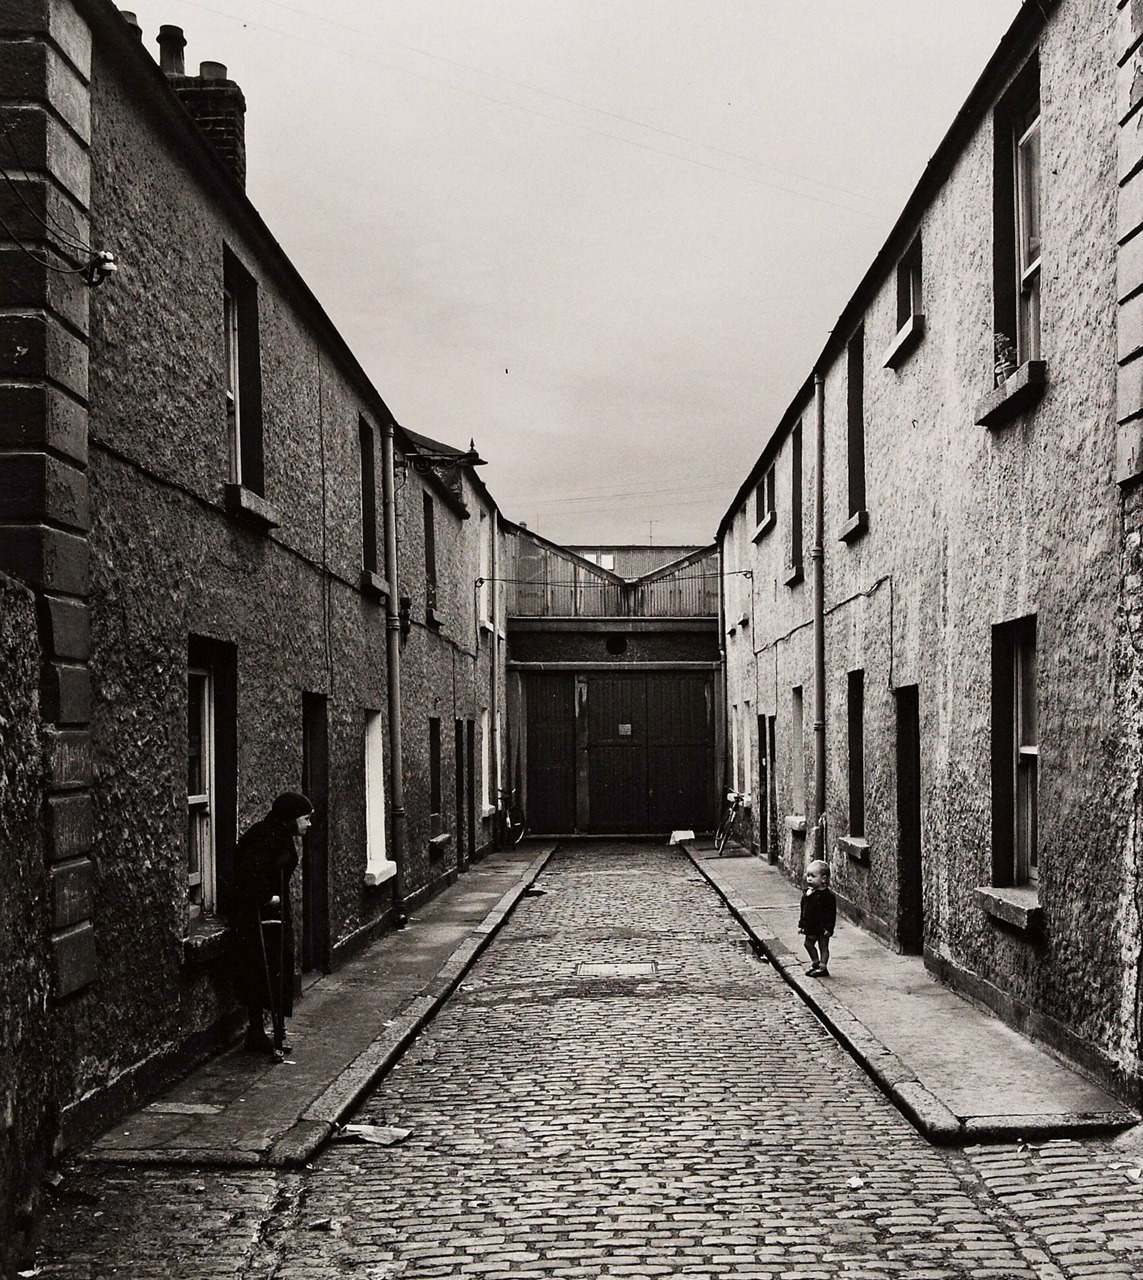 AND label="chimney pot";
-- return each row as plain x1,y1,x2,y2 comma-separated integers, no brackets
118,10,142,39
199,61,228,81
157,24,186,75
